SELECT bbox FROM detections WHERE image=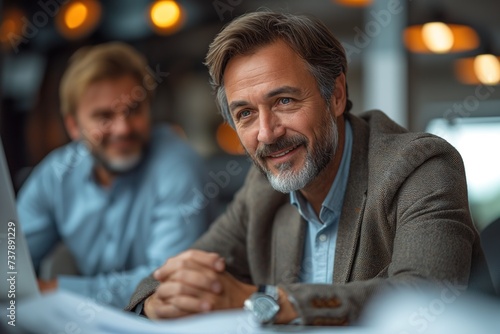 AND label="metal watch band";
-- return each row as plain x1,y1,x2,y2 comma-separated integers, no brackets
257,284,279,301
